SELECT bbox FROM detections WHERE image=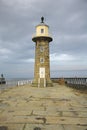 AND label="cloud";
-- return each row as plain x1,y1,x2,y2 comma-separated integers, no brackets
50,53,74,61
0,0,87,78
